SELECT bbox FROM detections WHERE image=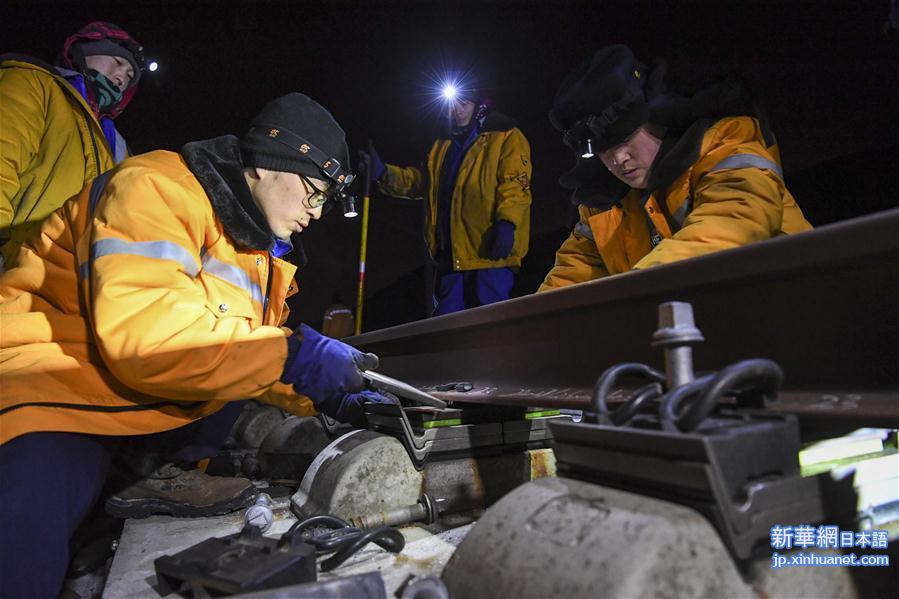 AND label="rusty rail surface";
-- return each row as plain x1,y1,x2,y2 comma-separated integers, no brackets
350,209,899,427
